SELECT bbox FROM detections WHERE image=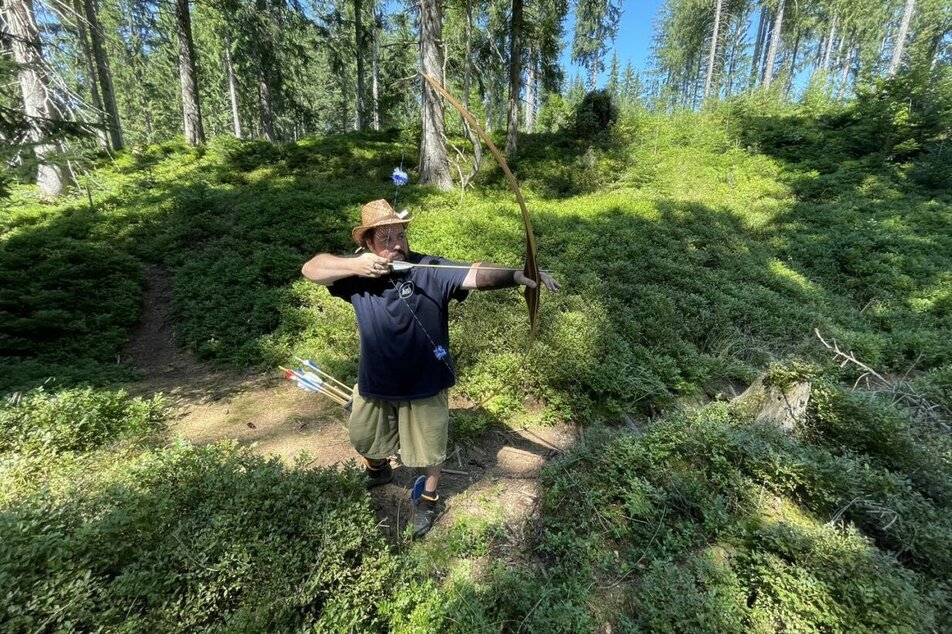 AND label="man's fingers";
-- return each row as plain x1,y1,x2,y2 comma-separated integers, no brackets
539,273,560,292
